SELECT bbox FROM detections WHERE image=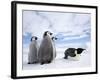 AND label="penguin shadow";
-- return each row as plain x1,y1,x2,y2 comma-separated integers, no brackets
27,62,40,66
28,61,39,64
56,58,71,63
64,57,80,61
